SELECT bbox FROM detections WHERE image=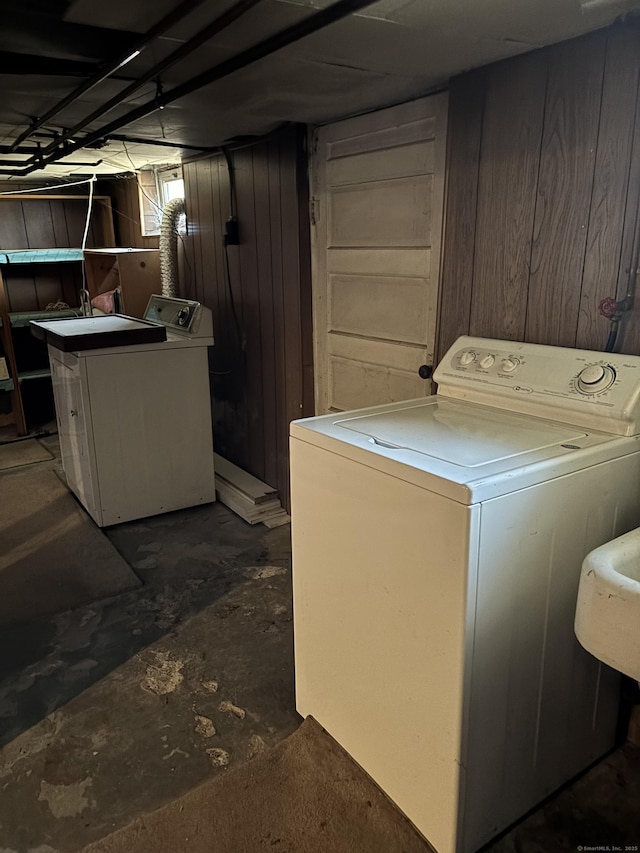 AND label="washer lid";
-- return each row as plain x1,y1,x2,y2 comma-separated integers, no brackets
336,398,587,467
291,397,637,504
